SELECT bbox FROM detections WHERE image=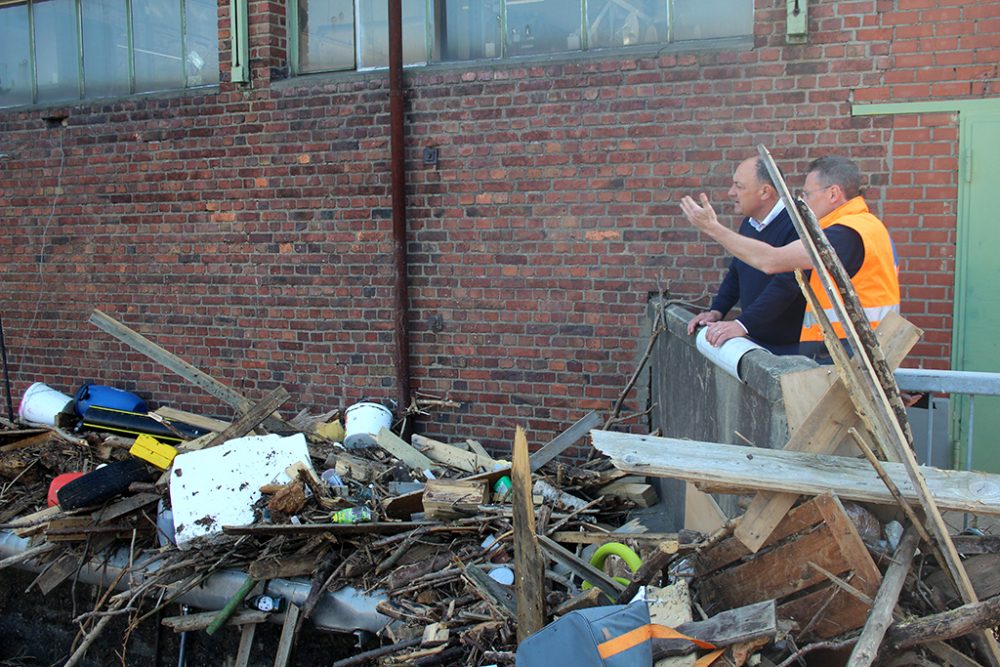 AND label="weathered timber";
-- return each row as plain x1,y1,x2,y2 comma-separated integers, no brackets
590,430,1000,515
847,524,921,667
537,534,624,599
886,594,1000,650
376,427,436,473
203,386,291,448
652,600,777,658
616,541,678,604
530,410,602,471
512,425,545,641
422,478,488,519
89,309,289,432
223,522,438,536
162,610,269,633
411,433,495,473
